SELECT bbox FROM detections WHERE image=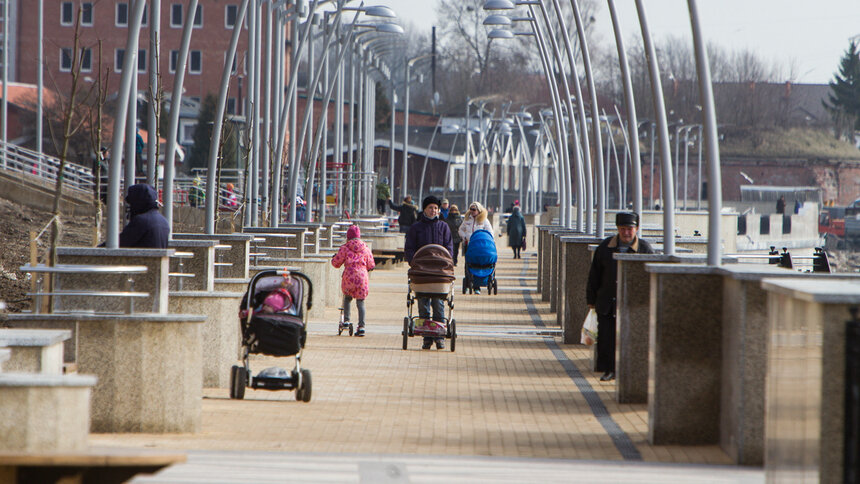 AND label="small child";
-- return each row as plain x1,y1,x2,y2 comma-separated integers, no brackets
331,225,375,336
